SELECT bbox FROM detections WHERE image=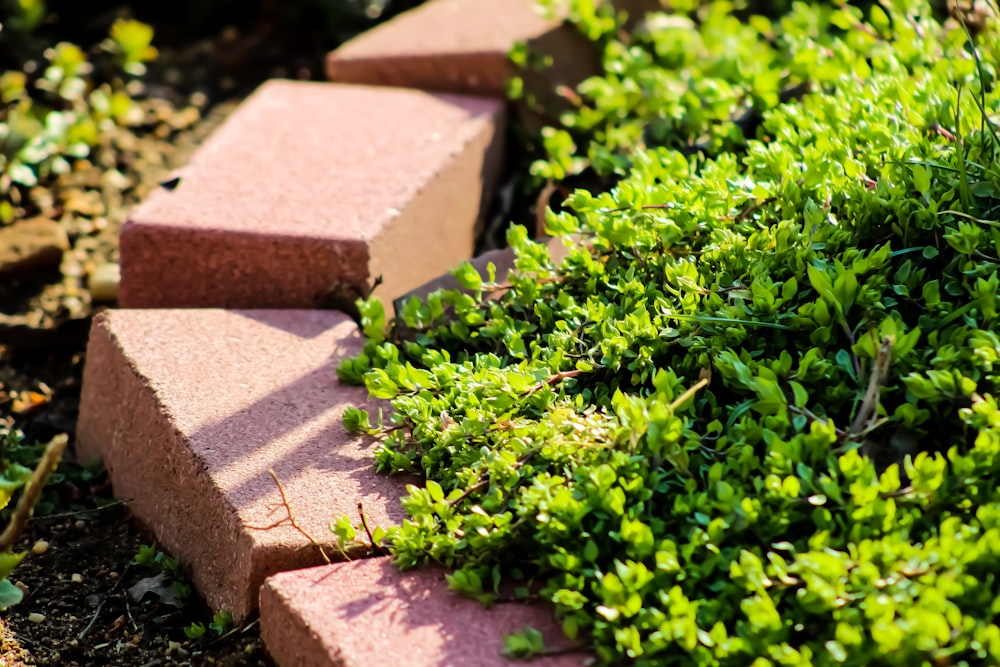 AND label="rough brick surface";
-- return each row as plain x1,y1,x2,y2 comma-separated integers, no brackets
326,0,599,102
76,309,409,620
260,558,589,667
119,80,504,310
326,0,660,103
